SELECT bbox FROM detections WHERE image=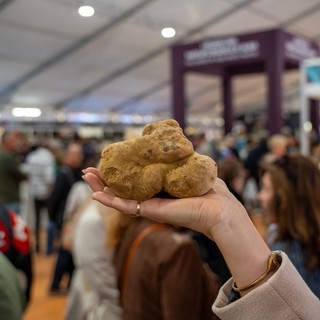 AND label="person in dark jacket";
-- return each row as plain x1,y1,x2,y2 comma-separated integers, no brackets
47,142,84,293
0,130,27,214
